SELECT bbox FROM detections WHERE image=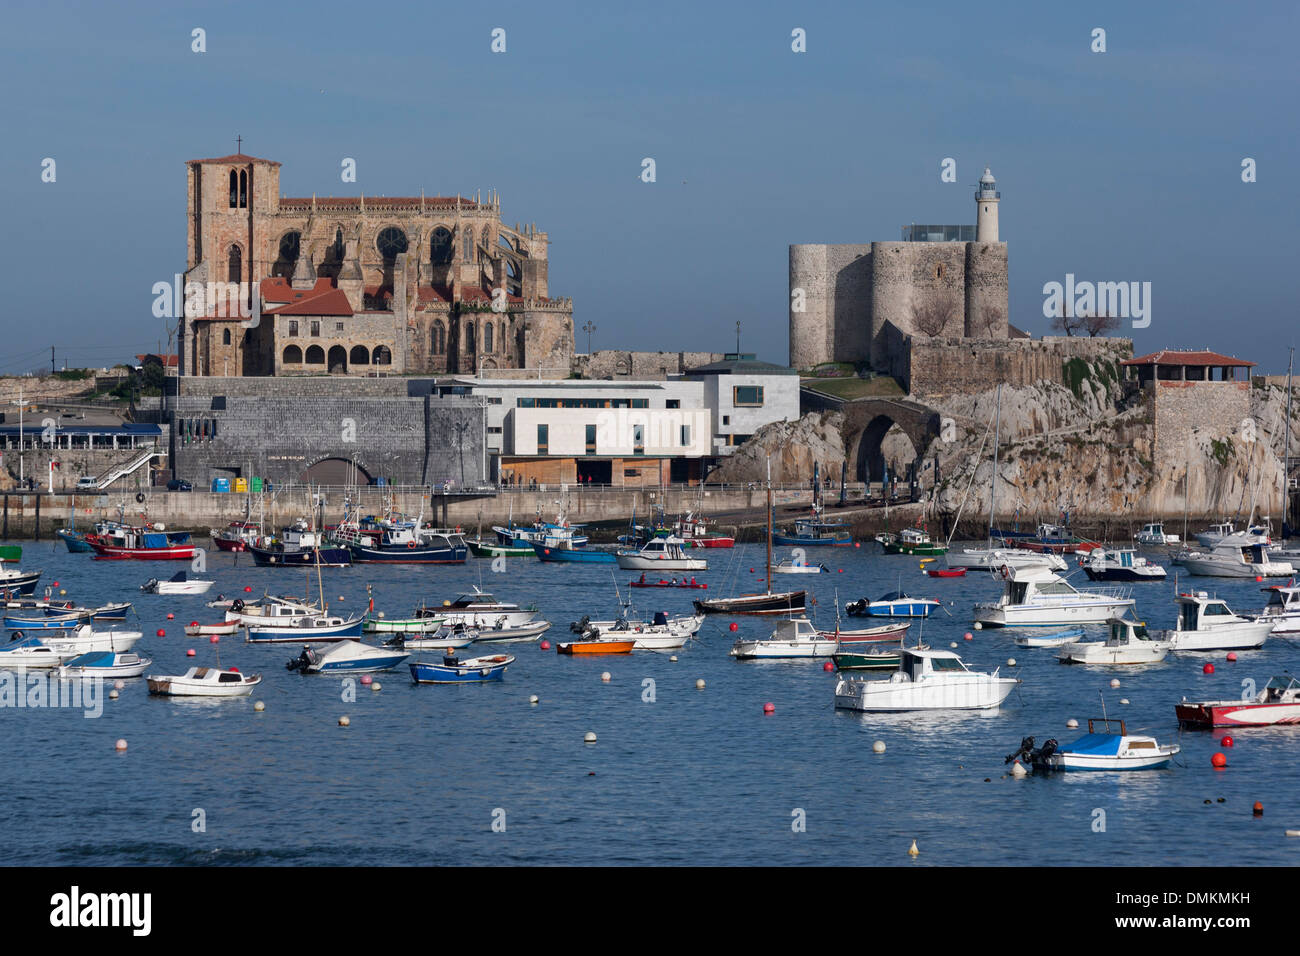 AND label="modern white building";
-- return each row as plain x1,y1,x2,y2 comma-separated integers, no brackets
680,354,801,457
